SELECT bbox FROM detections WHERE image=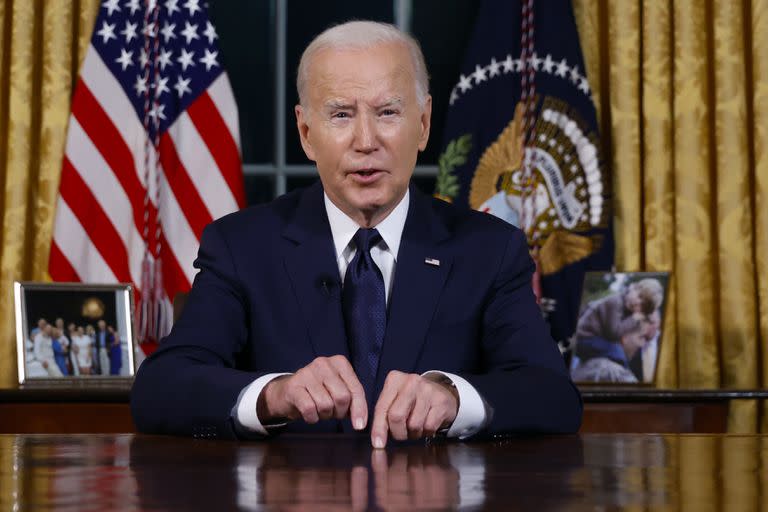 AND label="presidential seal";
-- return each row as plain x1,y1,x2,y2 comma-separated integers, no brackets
470,97,608,275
